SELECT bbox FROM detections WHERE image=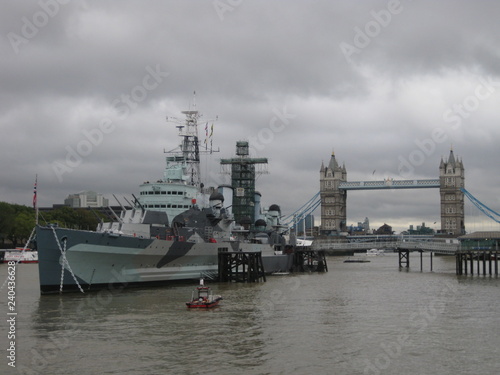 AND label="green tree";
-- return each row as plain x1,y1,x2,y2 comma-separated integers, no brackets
11,211,35,247
0,202,16,248
0,202,35,248
0,202,103,247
